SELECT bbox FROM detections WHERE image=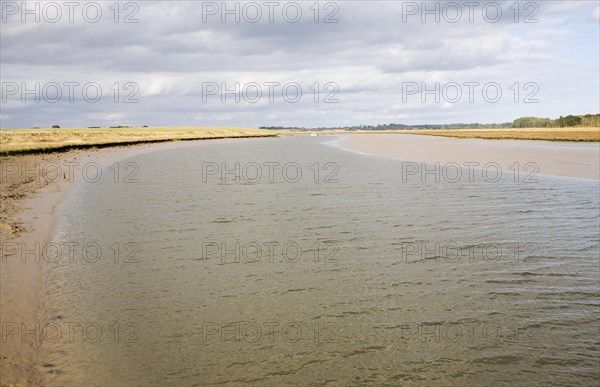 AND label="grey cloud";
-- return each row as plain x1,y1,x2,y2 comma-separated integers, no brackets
1,0,598,128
